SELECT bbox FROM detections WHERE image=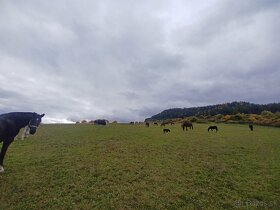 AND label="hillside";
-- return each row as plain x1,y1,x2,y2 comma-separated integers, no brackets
146,102,280,121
